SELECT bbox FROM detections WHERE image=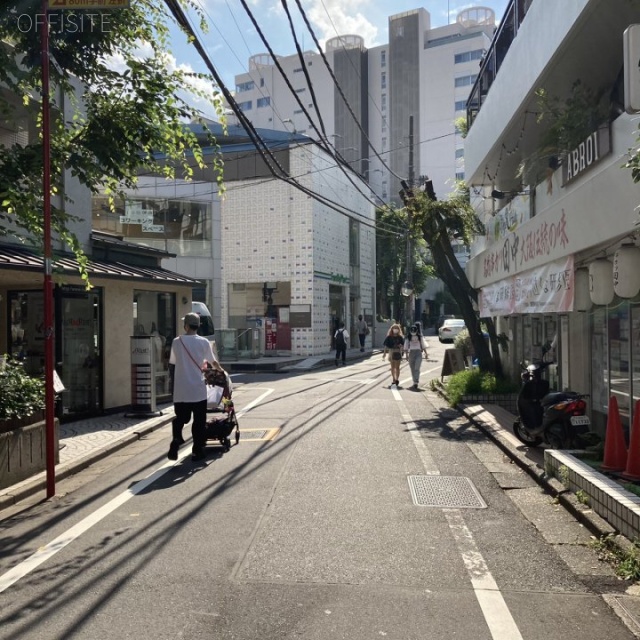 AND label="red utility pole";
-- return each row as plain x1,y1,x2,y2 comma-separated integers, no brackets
41,0,56,498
